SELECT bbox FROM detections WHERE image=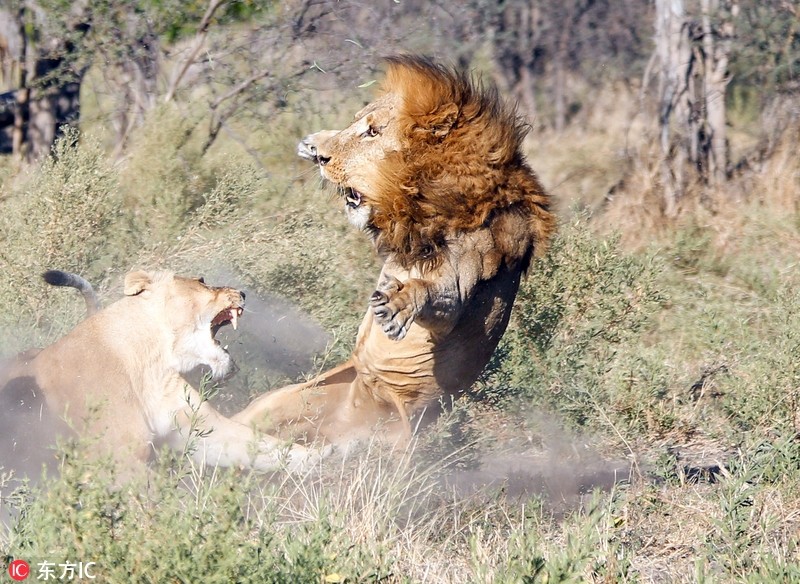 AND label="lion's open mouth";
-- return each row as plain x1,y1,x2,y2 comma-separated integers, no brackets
345,188,362,209
211,306,244,339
